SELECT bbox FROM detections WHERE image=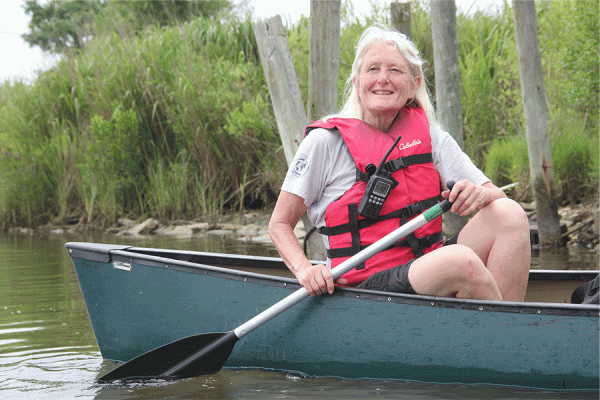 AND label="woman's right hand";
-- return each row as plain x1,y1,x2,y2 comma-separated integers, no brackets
293,263,348,296
269,190,348,296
